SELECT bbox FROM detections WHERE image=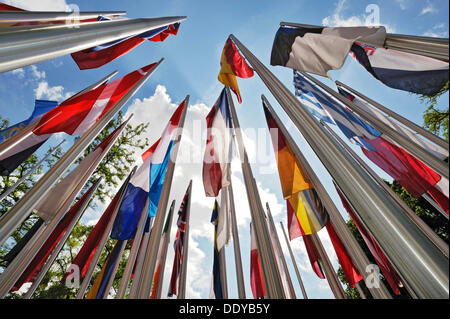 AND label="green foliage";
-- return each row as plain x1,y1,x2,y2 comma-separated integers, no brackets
419,81,449,141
